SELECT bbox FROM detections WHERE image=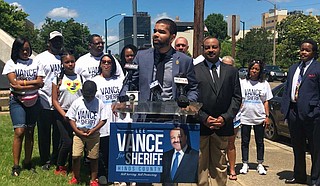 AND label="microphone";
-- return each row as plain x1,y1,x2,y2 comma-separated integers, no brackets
124,63,138,71
174,73,189,108
150,80,163,101
123,63,138,91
